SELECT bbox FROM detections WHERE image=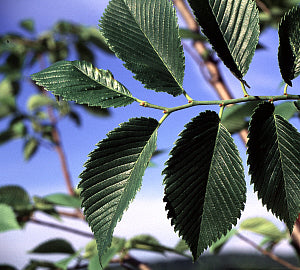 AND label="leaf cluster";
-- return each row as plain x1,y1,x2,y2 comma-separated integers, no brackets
3,0,300,267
